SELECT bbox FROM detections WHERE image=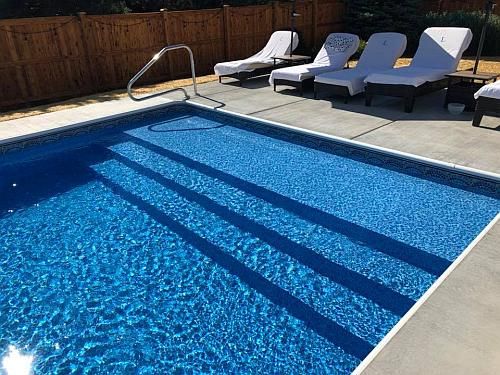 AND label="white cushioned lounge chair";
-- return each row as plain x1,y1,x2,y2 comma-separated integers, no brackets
214,31,299,85
313,32,407,102
472,80,500,127
364,27,473,112
268,33,360,96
